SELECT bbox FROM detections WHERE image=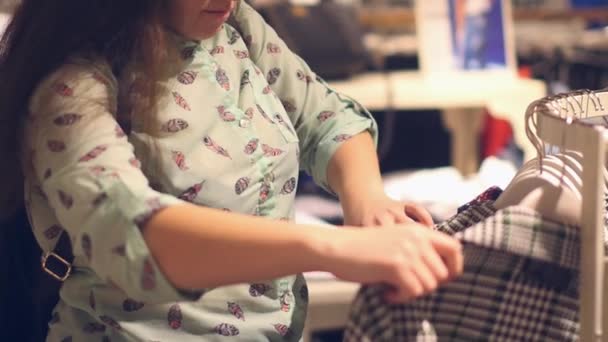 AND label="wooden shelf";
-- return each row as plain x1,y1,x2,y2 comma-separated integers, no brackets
513,7,608,21
359,7,608,31
359,8,415,31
